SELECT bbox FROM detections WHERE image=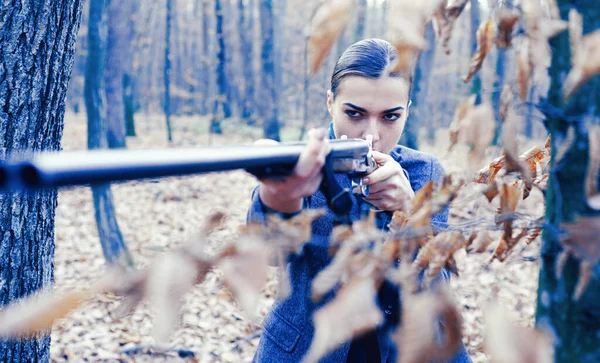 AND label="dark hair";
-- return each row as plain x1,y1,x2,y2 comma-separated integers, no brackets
330,38,413,98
